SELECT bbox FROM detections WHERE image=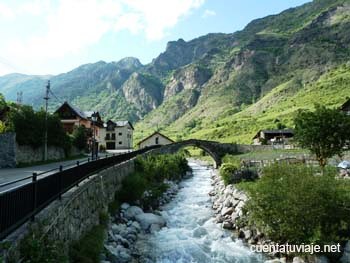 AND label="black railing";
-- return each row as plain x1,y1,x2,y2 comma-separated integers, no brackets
0,146,160,240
